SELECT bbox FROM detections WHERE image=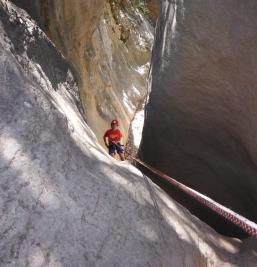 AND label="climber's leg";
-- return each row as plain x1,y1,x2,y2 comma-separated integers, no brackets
116,145,125,161
109,144,116,158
